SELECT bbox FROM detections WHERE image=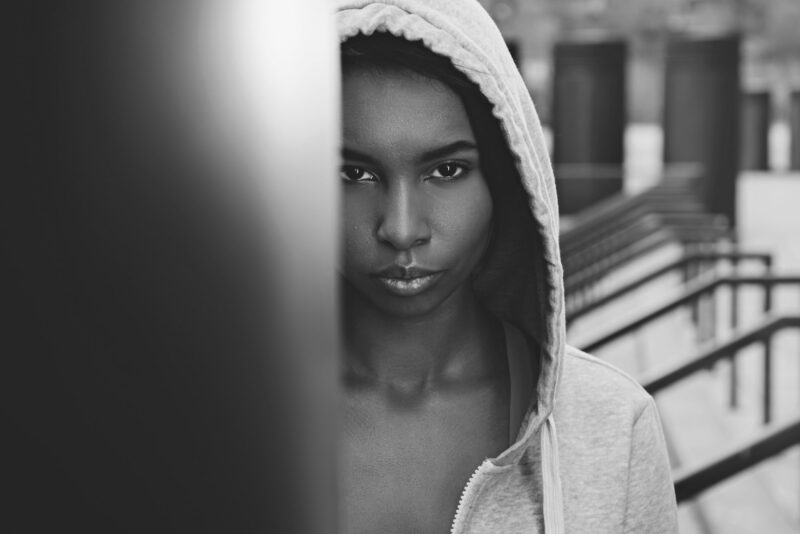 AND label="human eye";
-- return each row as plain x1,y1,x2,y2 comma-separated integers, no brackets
426,161,470,181
340,165,378,183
